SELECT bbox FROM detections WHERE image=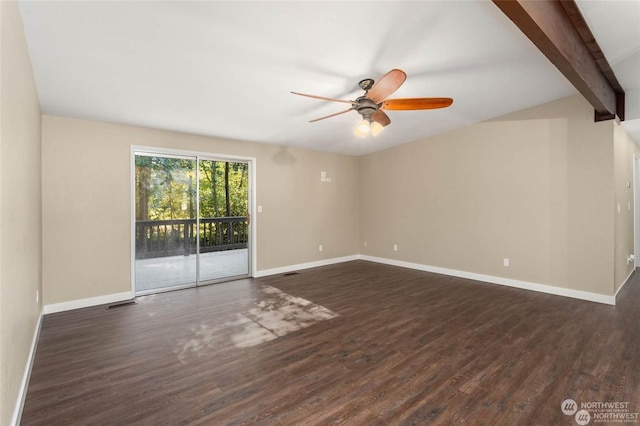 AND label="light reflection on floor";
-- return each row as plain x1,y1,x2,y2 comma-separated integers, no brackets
169,285,338,364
